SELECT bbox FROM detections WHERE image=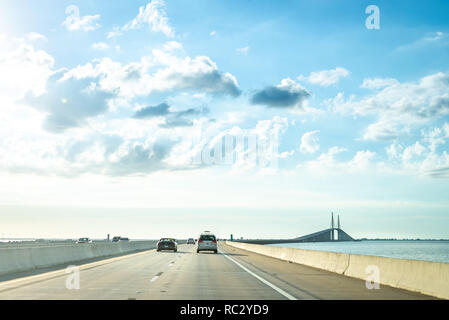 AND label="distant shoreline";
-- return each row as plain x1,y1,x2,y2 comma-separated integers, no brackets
358,238,449,241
